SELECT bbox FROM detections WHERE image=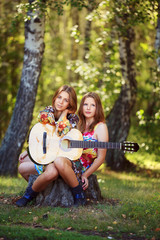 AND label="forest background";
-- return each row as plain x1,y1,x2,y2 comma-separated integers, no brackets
0,0,160,176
